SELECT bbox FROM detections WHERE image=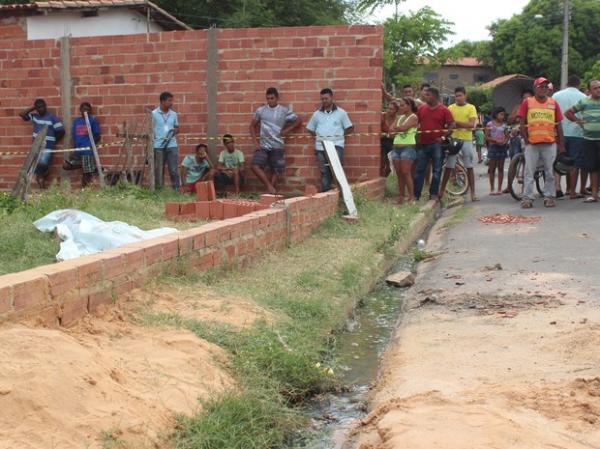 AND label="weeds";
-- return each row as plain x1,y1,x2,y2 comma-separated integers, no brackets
164,198,421,449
